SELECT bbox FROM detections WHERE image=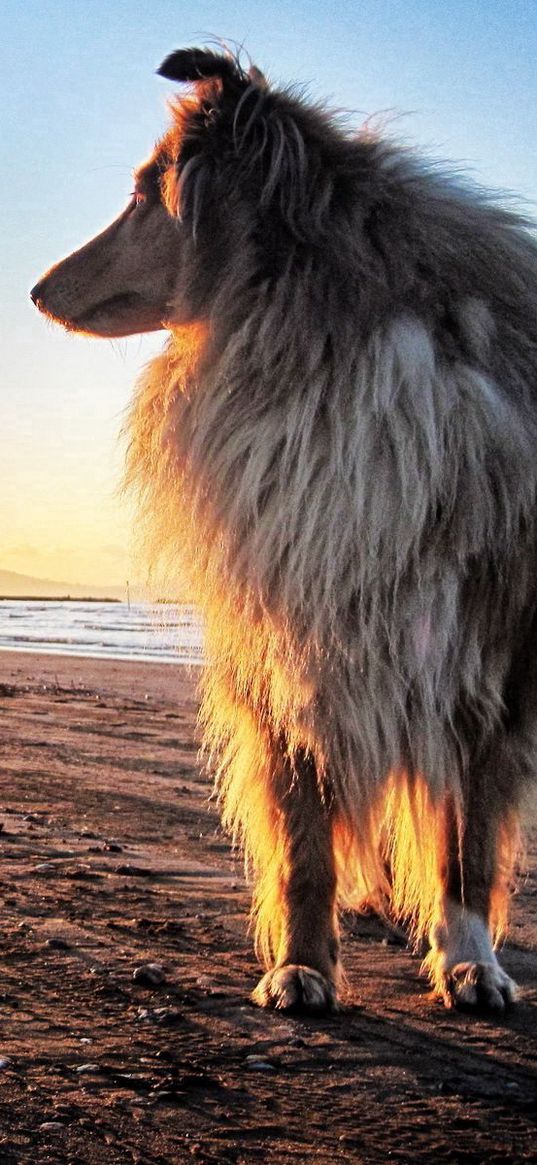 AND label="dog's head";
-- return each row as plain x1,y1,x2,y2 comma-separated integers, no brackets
31,48,339,338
